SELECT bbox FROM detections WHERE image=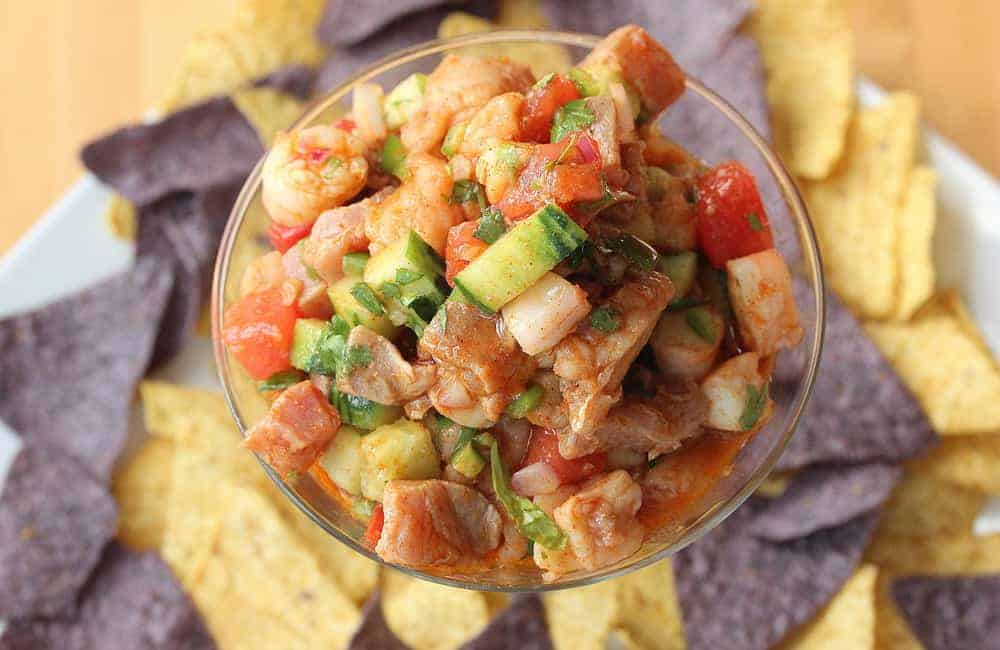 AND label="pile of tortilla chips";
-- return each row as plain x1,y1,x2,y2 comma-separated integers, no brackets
3,0,1000,648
